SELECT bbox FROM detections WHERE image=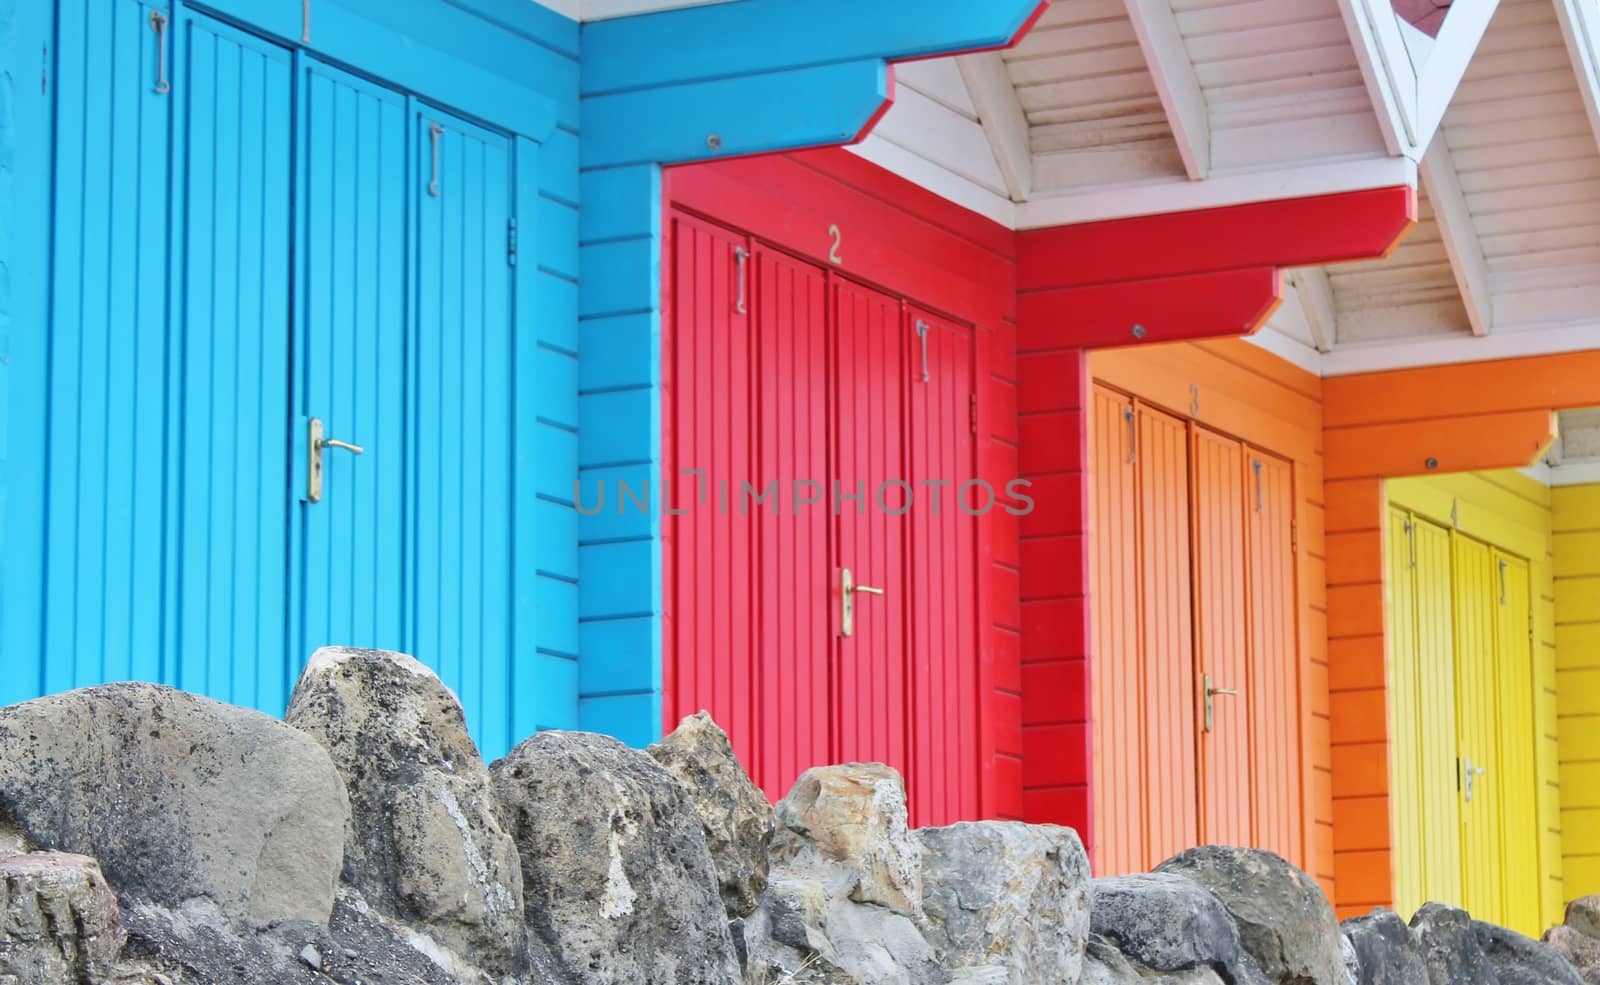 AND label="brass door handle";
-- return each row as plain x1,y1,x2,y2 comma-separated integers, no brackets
307,417,363,504
839,568,884,637
1202,674,1241,733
